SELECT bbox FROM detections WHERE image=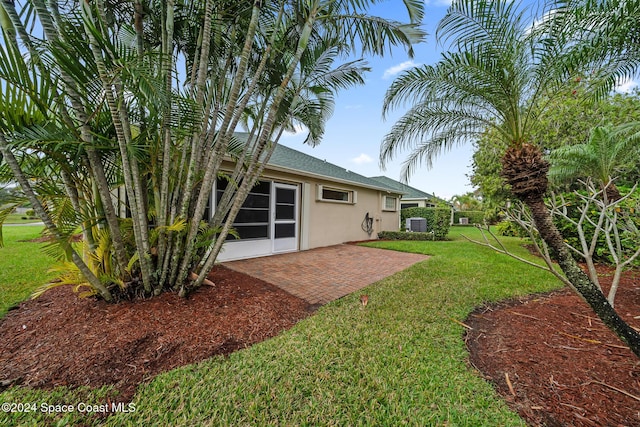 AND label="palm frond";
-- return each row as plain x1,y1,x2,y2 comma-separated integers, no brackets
321,5,426,58
126,251,139,274
32,261,87,299
548,123,640,186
